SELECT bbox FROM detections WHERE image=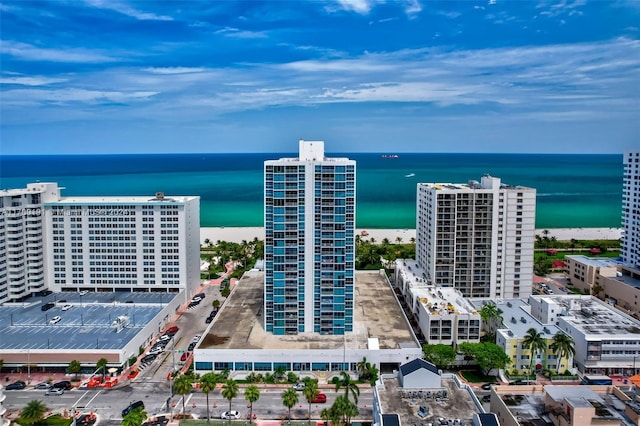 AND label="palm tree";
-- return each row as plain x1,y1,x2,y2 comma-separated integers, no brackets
522,328,547,382
122,407,148,426
334,371,360,404
96,357,108,381
20,400,48,425
395,236,403,244
68,359,82,379
550,332,576,375
221,379,239,423
245,385,260,423
320,406,340,426
480,301,503,334
200,372,220,422
274,365,286,382
302,379,319,424
356,357,370,379
334,395,359,426
281,388,299,425
173,374,194,416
